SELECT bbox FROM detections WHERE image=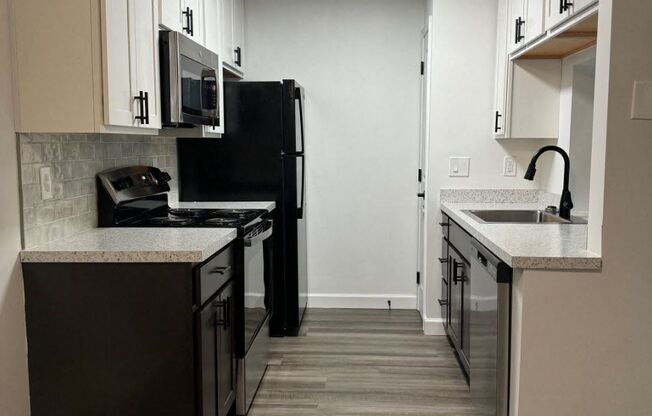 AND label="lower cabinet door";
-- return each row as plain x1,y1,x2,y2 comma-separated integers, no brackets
197,280,235,416
449,250,464,350
197,299,218,416
217,281,236,416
